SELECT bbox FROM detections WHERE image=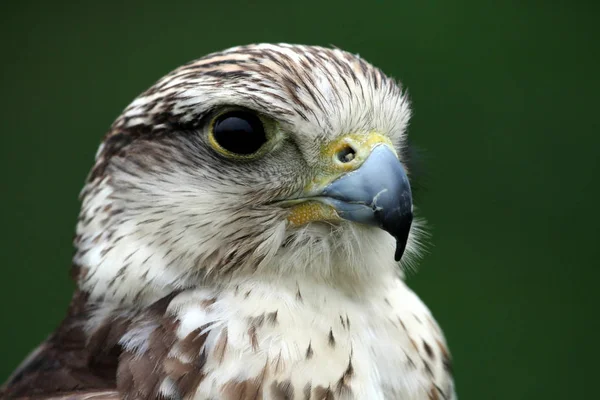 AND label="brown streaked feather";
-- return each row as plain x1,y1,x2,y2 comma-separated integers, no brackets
2,292,188,400
116,291,211,400
221,378,264,400
1,292,125,399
